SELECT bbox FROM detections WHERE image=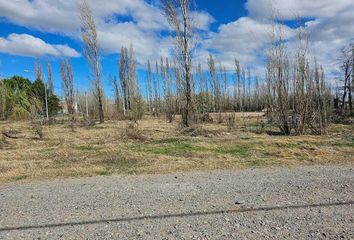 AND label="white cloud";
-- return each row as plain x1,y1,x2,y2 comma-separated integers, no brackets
192,11,215,31
0,0,353,83
0,0,169,63
0,1,78,33
0,34,80,58
97,23,173,63
0,1,169,60
246,0,354,20
0,0,214,65
204,0,353,82
200,17,295,71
